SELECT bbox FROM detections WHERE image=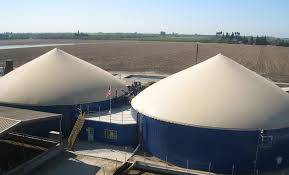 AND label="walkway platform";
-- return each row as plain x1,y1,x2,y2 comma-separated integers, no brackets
85,106,136,125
